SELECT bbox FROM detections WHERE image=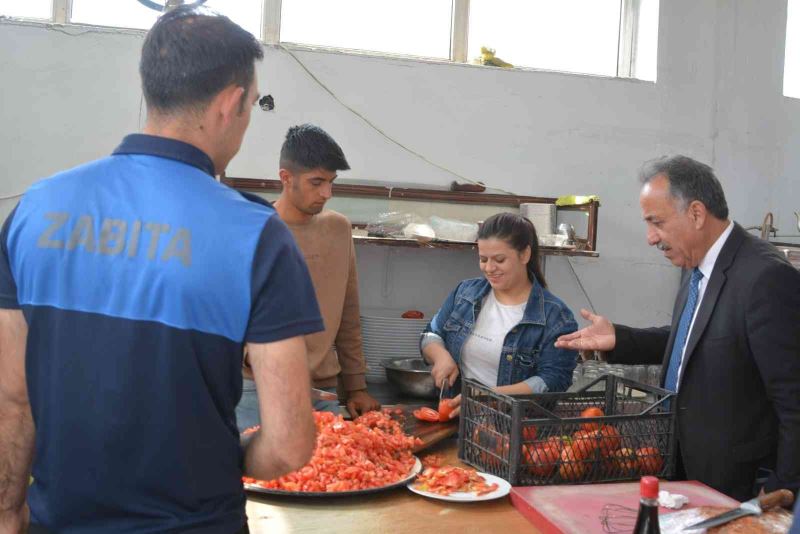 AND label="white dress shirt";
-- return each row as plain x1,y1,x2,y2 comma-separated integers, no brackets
676,221,734,386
